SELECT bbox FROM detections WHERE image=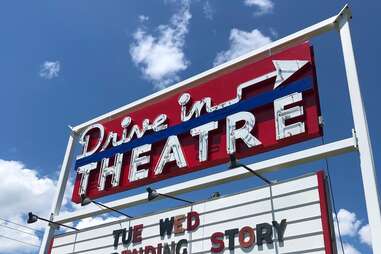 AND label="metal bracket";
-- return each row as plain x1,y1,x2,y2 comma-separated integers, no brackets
352,128,359,149
47,213,59,230
68,125,80,137
318,115,324,127
334,4,353,31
